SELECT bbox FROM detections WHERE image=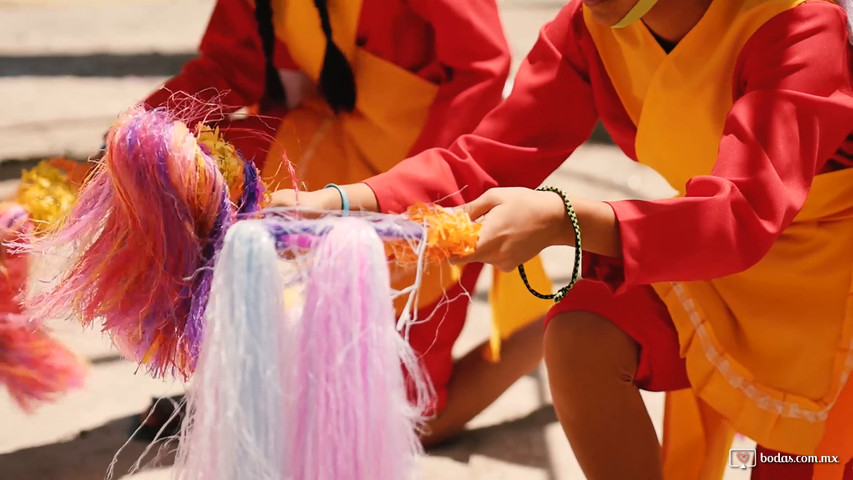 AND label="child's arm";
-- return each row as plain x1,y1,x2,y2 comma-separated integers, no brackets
404,0,511,154
607,3,853,288
270,2,597,213
364,2,599,213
